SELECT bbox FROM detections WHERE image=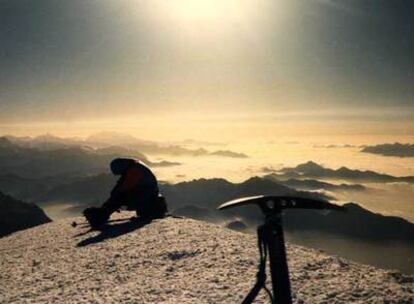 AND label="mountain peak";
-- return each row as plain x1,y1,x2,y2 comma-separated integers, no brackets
33,133,75,143
1,213,412,303
294,161,325,172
